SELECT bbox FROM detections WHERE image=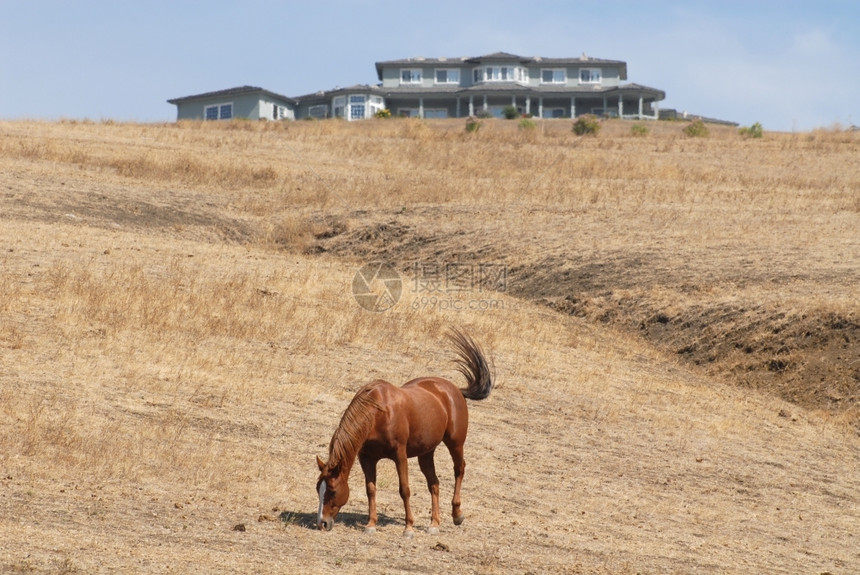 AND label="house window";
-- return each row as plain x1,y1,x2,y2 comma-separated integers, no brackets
204,102,233,120
580,68,602,84
308,105,328,119
435,69,460,84
423,109,448,119
333,97,346,118
349,95,366,120
483,66,517,82
369,96,385,117
472,66,523,83
401,69,422,84
541,69,566,84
